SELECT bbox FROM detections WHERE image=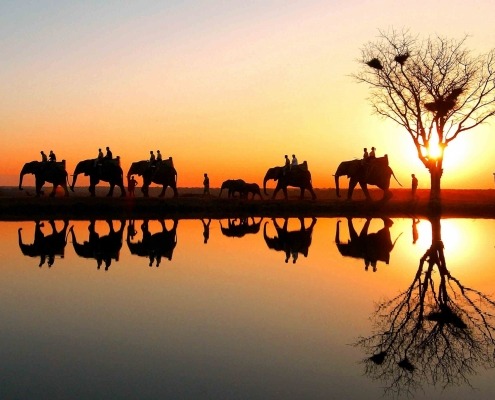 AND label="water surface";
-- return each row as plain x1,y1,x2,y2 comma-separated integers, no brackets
2,217,495,399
